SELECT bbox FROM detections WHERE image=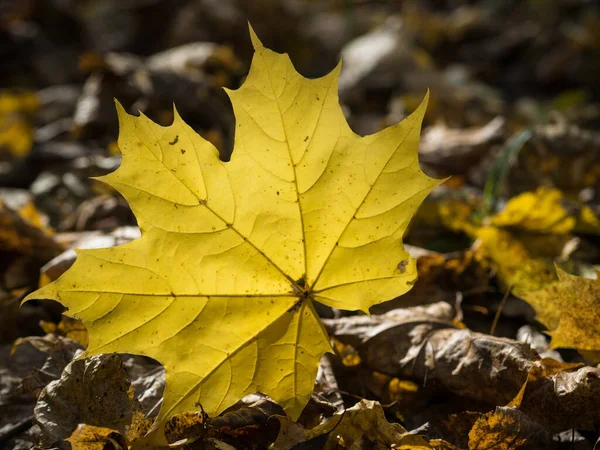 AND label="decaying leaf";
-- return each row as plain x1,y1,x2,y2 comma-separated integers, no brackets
520,267,600,351
467,407,553,450
16,335,83,396
34,354,135,447
23,25,440,446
